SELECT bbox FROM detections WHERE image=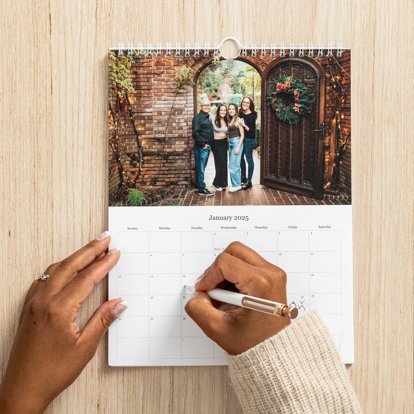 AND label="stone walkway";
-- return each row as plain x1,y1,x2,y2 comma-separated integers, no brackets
152,151,350,206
